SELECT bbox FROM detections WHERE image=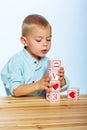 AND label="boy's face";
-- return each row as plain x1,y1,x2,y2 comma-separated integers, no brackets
21,25,52,60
